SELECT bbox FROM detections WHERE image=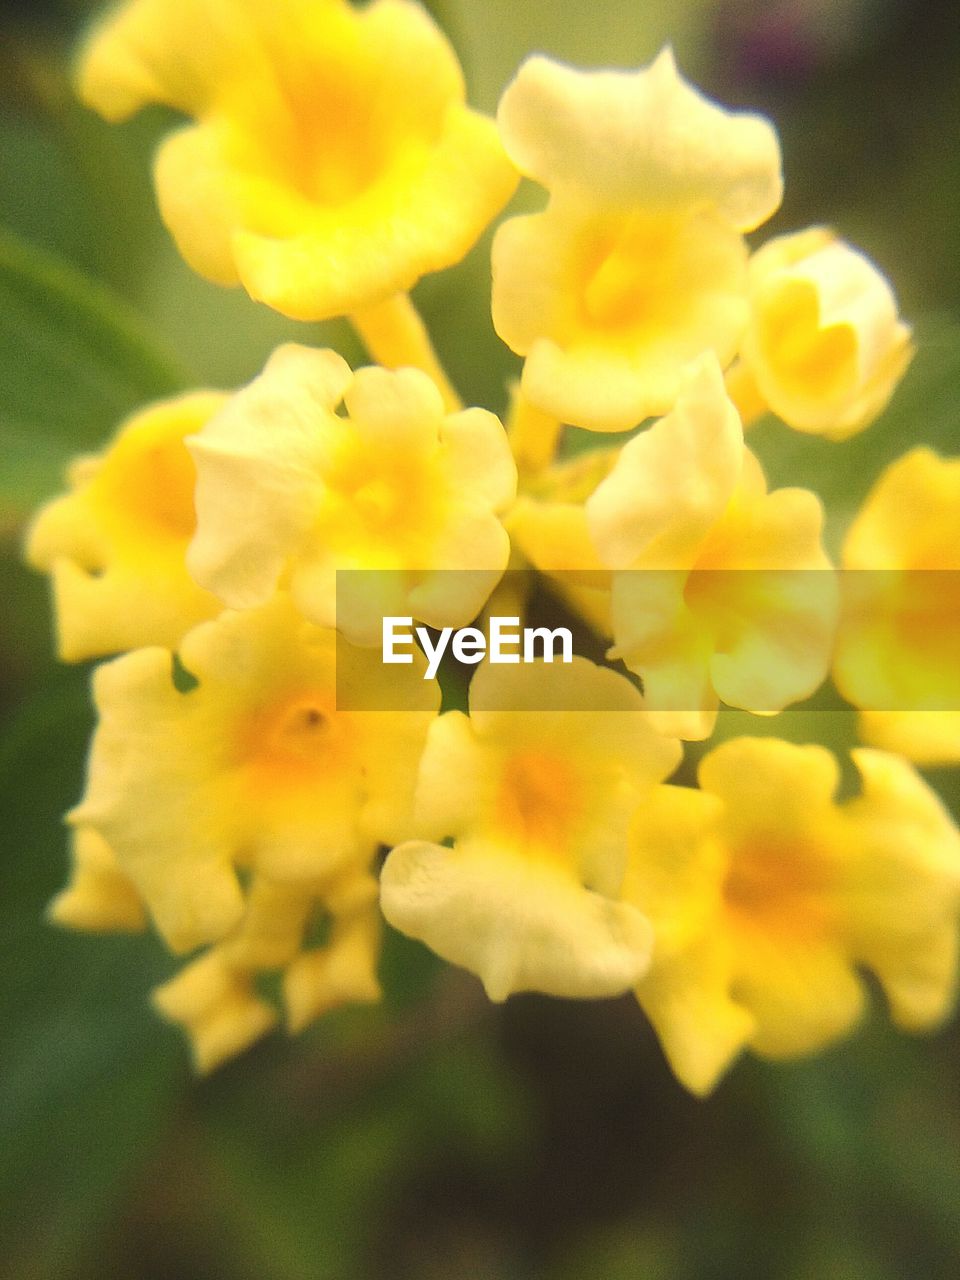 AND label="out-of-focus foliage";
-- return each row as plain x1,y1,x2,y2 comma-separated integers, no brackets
0,227,187,517
1,1,959,1277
